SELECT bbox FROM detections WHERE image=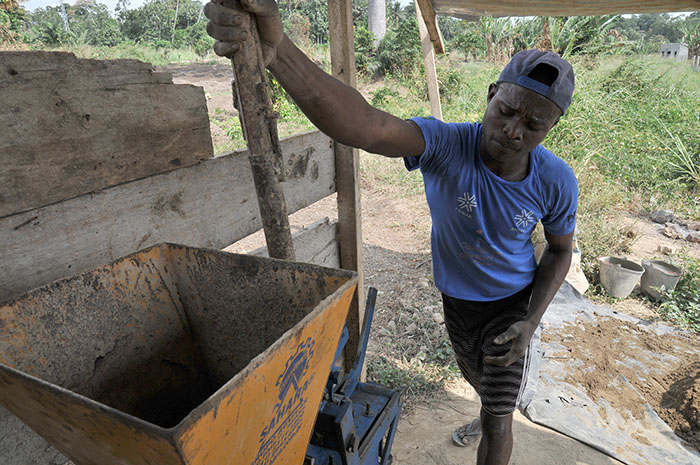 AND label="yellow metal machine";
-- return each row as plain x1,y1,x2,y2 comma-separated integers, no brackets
0,243,357,465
